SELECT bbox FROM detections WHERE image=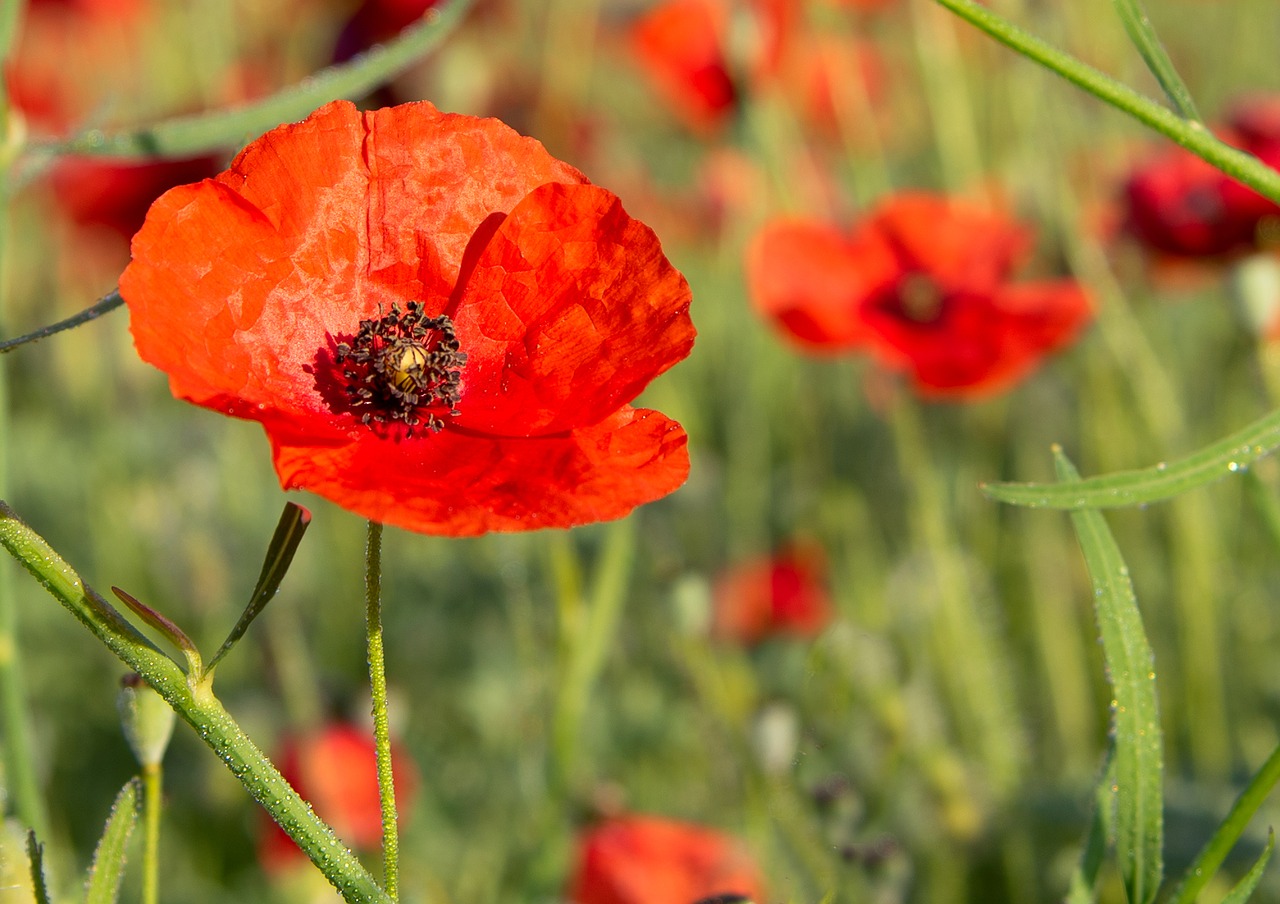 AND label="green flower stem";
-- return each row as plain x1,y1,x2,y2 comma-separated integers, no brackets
0,291,124,354
0,501,392,904
141,762,162,904
931,0,1280,205
1110,0,1200,121
364,520,399,901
